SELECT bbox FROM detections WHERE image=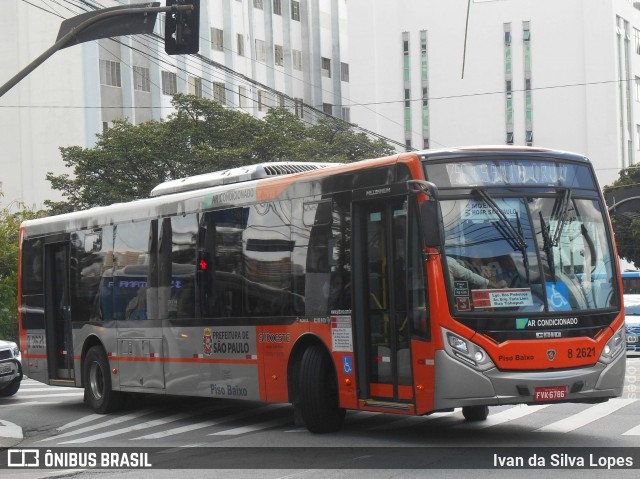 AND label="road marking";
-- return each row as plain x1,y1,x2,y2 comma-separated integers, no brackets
59,408,213,444
456,404,551,429
17,387,79,393
208,416,291,436
535,398,637,433
58,414,104,431
622,422,640,435
15,393,83,399
38,409,157,442
367,410,458,430
132,404,288,440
